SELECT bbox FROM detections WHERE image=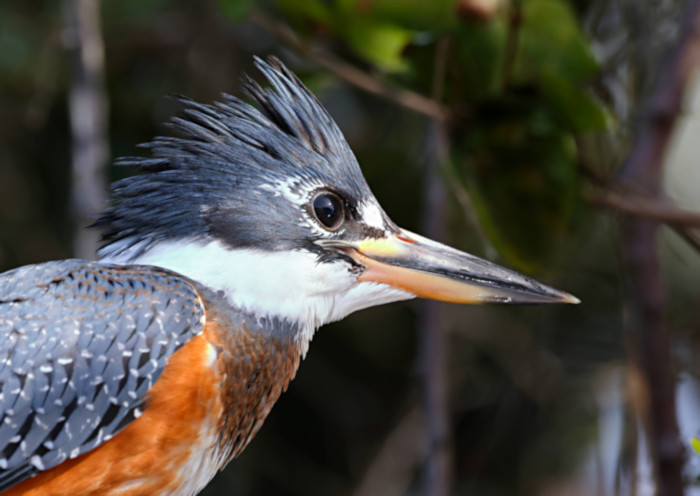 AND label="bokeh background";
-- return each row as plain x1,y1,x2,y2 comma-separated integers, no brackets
2,0,700,495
